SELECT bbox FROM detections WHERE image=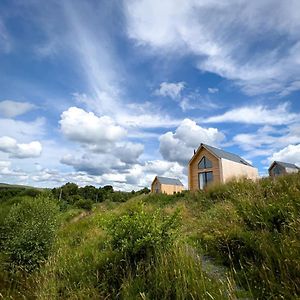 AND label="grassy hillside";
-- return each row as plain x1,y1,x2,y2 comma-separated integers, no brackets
0,182,41,189
0,174,299,299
